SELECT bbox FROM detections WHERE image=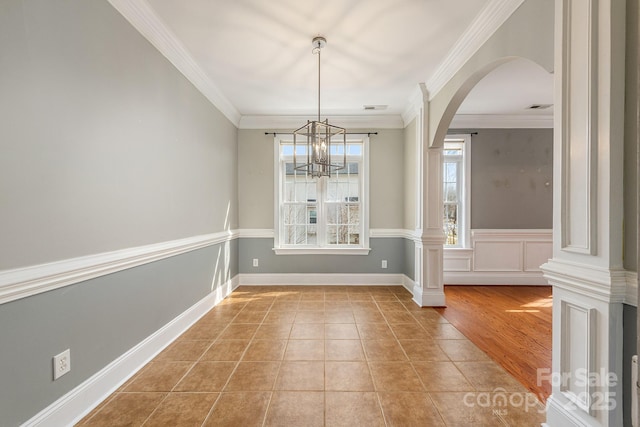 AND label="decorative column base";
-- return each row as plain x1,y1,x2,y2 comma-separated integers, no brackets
541,259,625,427
412,235,446,307
412,284,446,307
